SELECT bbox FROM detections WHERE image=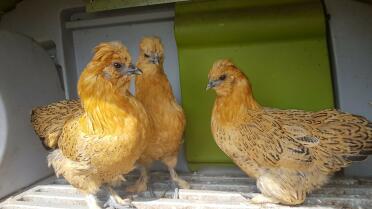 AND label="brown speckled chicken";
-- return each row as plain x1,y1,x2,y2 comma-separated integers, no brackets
126,37,189,195
42,42,149,209
31,99,82,150
208,59,372,205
